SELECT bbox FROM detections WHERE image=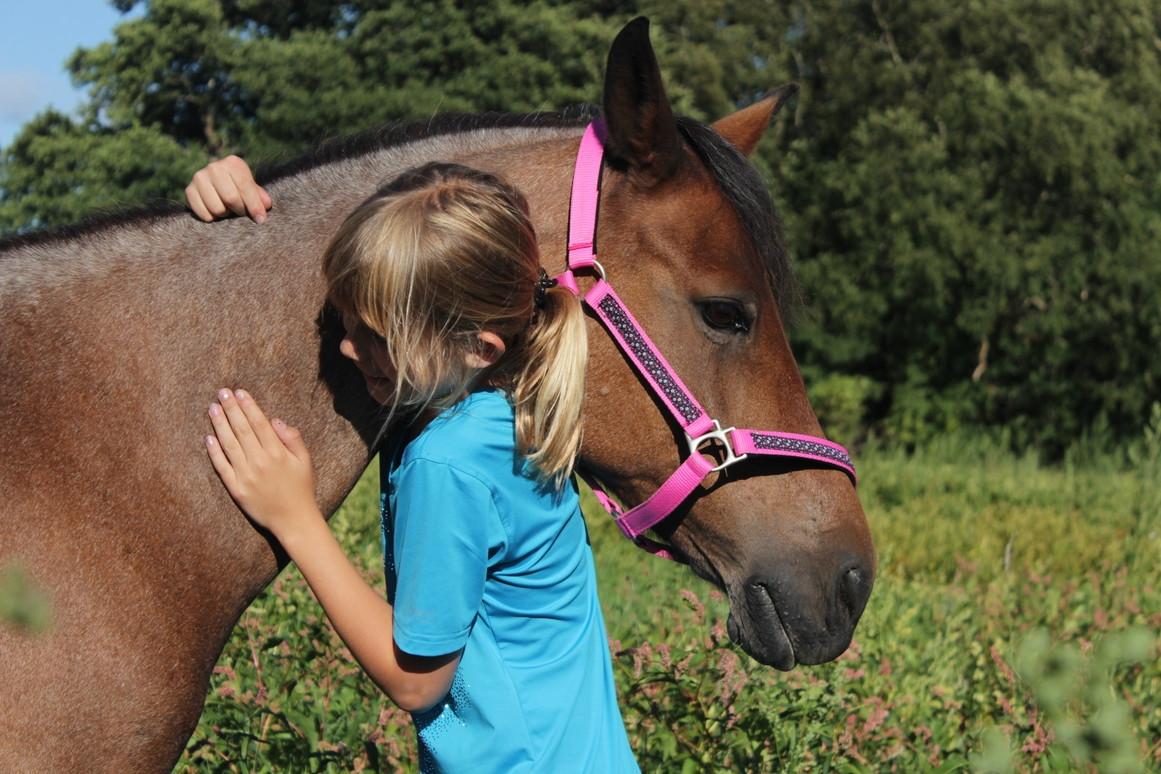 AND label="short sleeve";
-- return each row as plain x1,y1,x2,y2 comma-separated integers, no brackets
389,458,504,657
